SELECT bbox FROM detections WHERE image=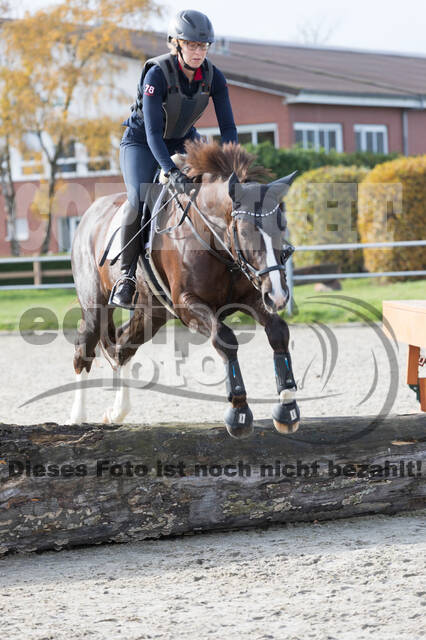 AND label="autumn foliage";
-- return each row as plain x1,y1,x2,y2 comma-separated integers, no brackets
0,0,160,253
